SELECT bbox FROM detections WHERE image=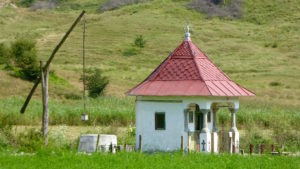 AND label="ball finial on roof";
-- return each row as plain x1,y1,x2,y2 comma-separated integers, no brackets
184,19,191,41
